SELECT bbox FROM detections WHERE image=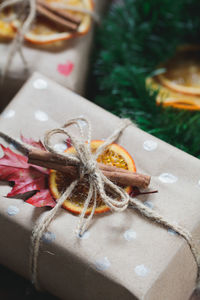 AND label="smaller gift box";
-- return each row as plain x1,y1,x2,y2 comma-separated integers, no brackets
0,0,106,110
0,72,200,300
